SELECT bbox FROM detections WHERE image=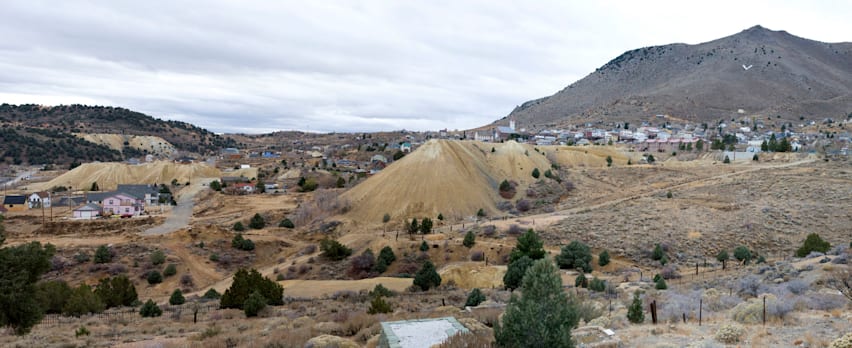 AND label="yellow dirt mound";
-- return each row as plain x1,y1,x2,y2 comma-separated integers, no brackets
32,161,249,191
439,263,506,289
75,133,176,156
341,140,551,223
542,146,634,168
